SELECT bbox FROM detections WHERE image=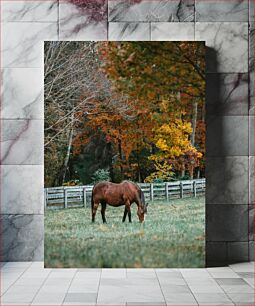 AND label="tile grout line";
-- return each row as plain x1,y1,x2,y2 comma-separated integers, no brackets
154,269,167,306
95,269,102,305
61,268,78,305
29,266,52,305
178,269,199,305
